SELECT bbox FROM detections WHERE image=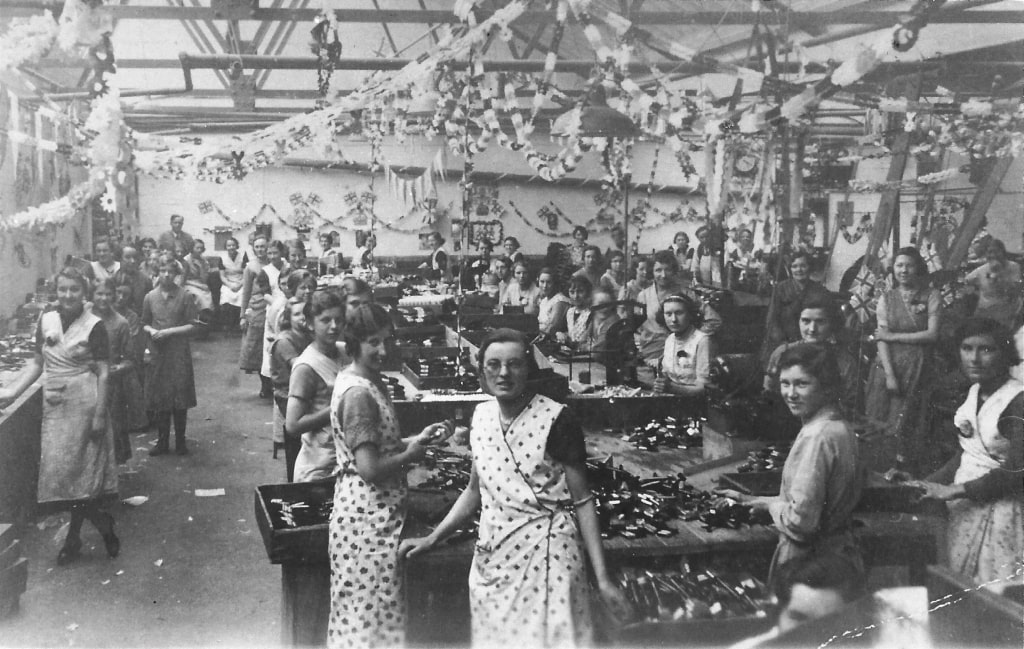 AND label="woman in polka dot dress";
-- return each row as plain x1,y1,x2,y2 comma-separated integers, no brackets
401,328,630,647
328,303,452,648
